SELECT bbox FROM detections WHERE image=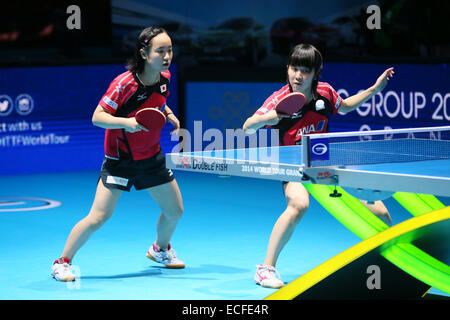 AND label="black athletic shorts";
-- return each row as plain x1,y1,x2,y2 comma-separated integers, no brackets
99,151,174,191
